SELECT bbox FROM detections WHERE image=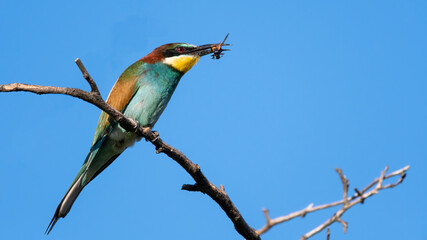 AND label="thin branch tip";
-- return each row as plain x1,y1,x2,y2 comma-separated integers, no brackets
337,218,348,233
326,228,330,240
262,208,271,221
